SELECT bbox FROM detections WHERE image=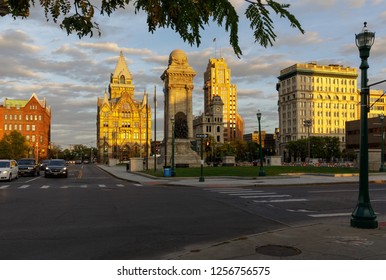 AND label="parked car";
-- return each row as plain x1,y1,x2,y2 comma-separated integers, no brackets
0,159,19,181
44,159,68,178
18,158,40,176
